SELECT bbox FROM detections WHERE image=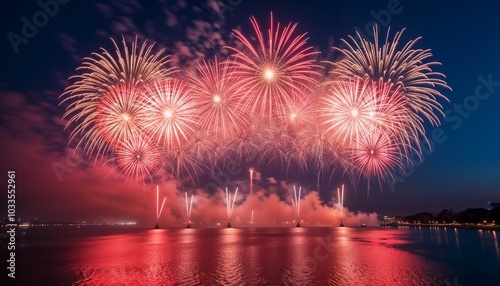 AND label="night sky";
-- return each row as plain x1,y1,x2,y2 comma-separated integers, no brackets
1,0,499,224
